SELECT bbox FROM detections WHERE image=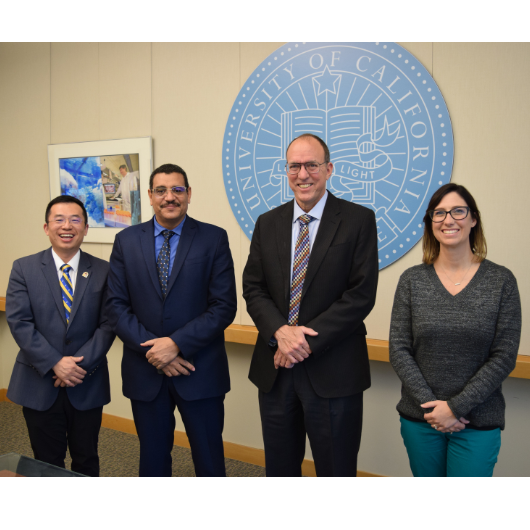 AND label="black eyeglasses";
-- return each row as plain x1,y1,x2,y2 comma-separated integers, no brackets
285,162,327,175
150,186,188,198
428,207,470,223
